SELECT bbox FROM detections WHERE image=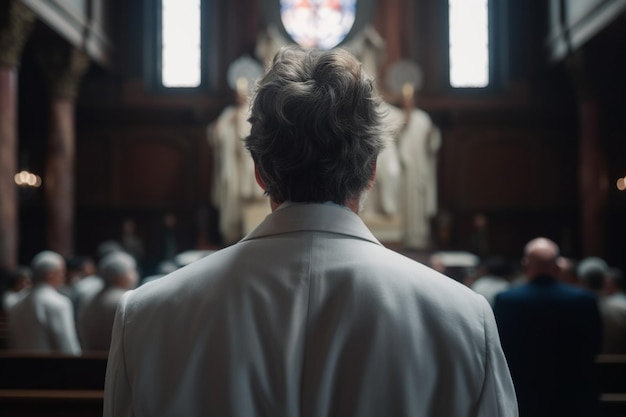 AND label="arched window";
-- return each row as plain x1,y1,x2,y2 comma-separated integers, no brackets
279,0,357,50
259,0,375,51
